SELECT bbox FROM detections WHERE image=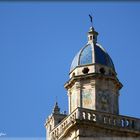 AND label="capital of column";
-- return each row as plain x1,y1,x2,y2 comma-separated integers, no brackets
75,81,81,89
